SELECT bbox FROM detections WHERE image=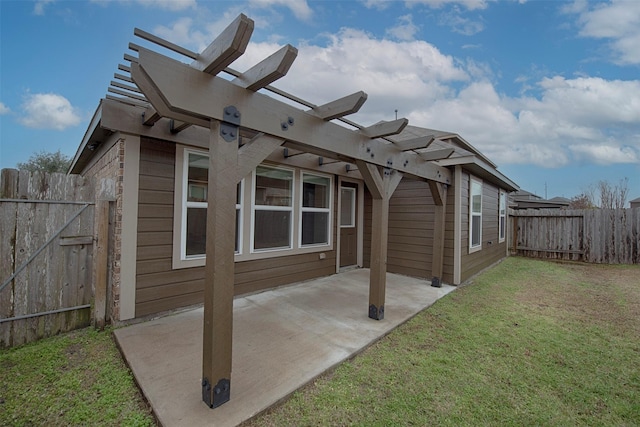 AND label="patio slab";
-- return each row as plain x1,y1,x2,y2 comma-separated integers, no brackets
114,269,455,426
